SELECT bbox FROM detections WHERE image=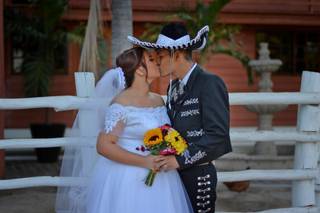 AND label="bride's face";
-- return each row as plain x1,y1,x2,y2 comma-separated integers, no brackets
144,51,160,83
